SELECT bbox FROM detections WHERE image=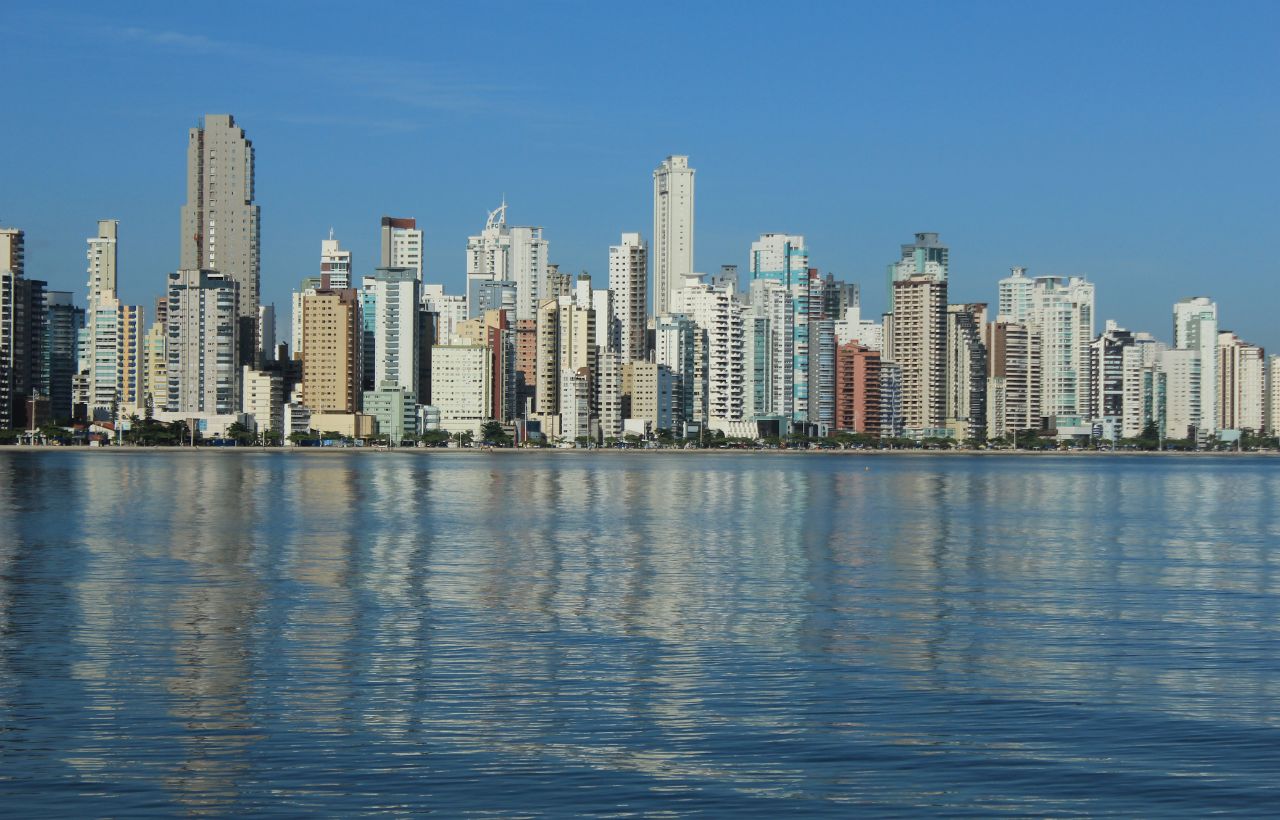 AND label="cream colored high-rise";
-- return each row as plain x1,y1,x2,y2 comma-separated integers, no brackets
180,114,260,362
299,289,362,413
609,232,648,361
1216,330,1265,433
653,156,694,318
889,276,947,433
534,296,596,433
